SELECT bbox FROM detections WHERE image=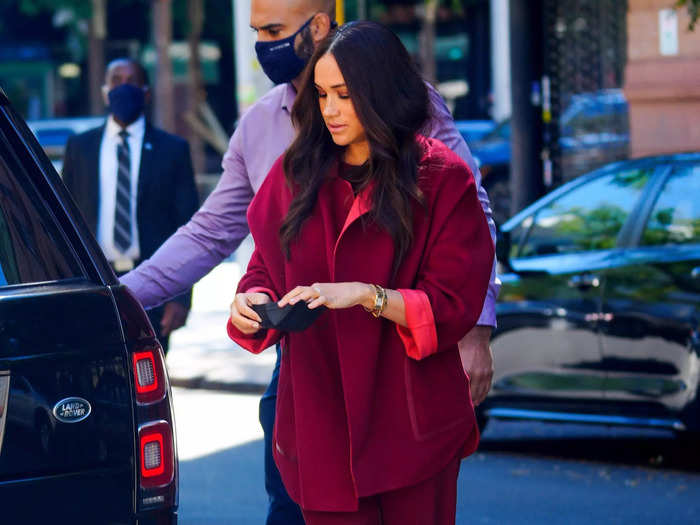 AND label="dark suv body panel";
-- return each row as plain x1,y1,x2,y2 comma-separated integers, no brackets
484,155,700,435
0,88,177,522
